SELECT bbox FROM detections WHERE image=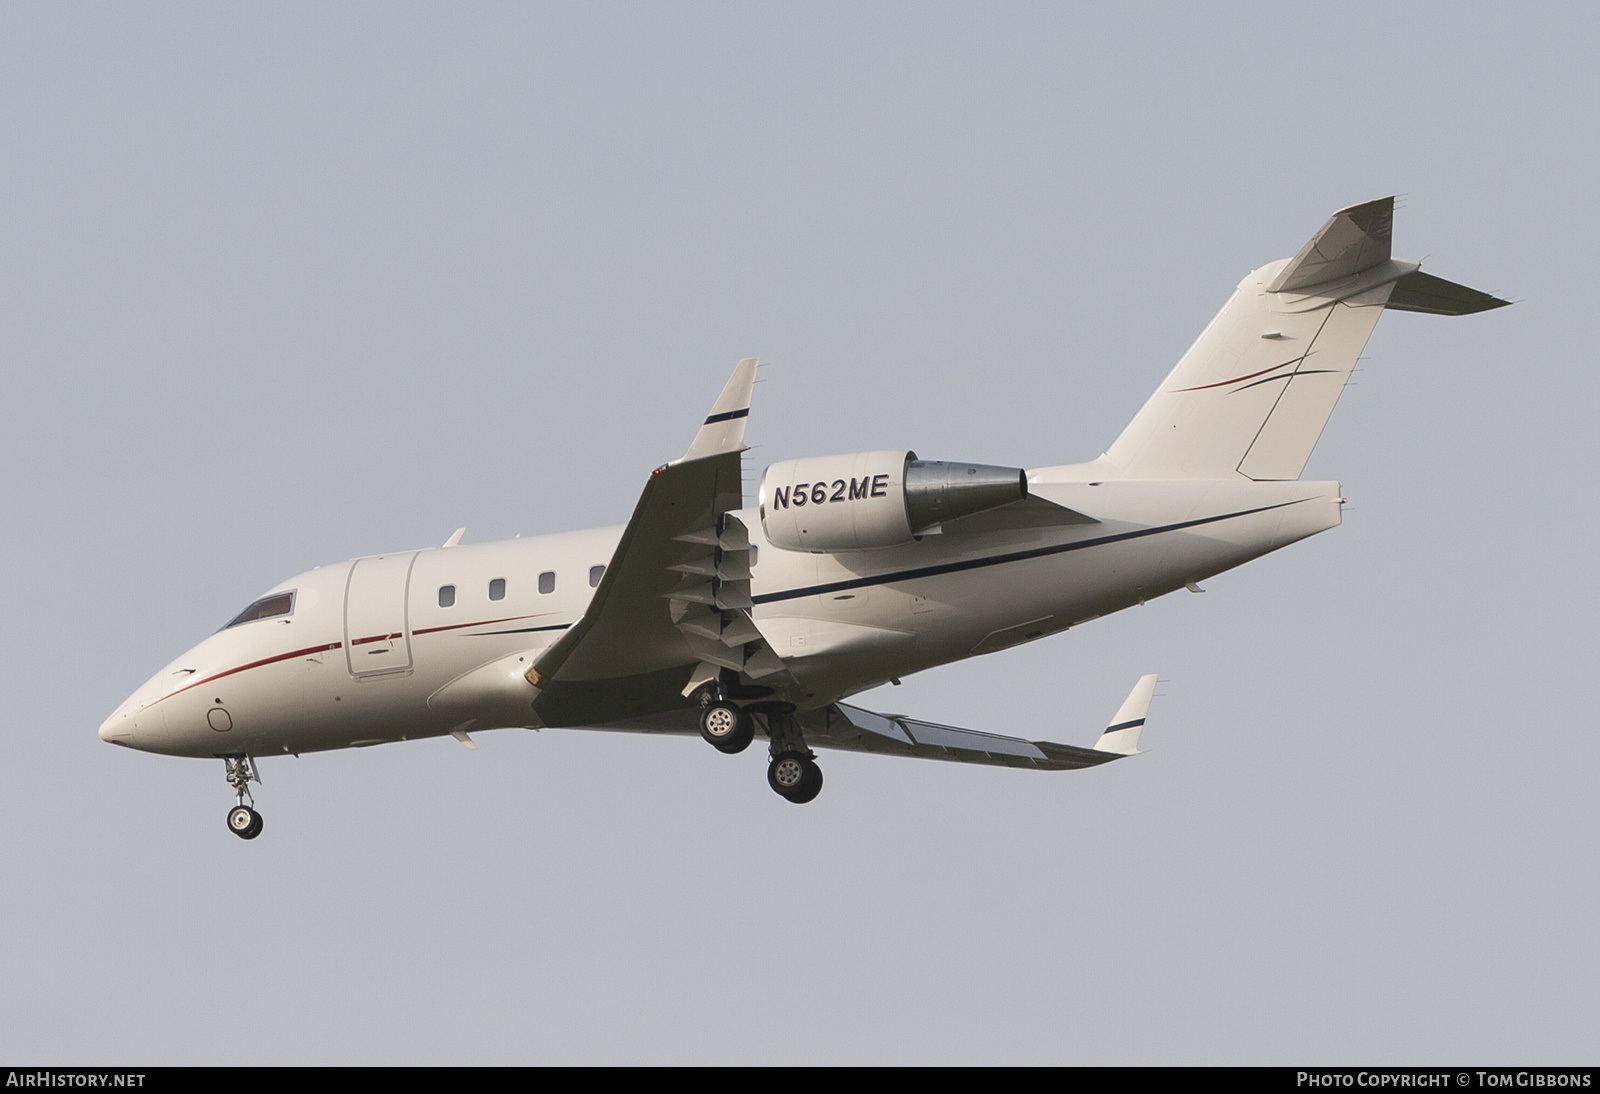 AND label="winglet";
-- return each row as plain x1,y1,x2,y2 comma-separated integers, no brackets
676,358,758,464
1093,674,1158,755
